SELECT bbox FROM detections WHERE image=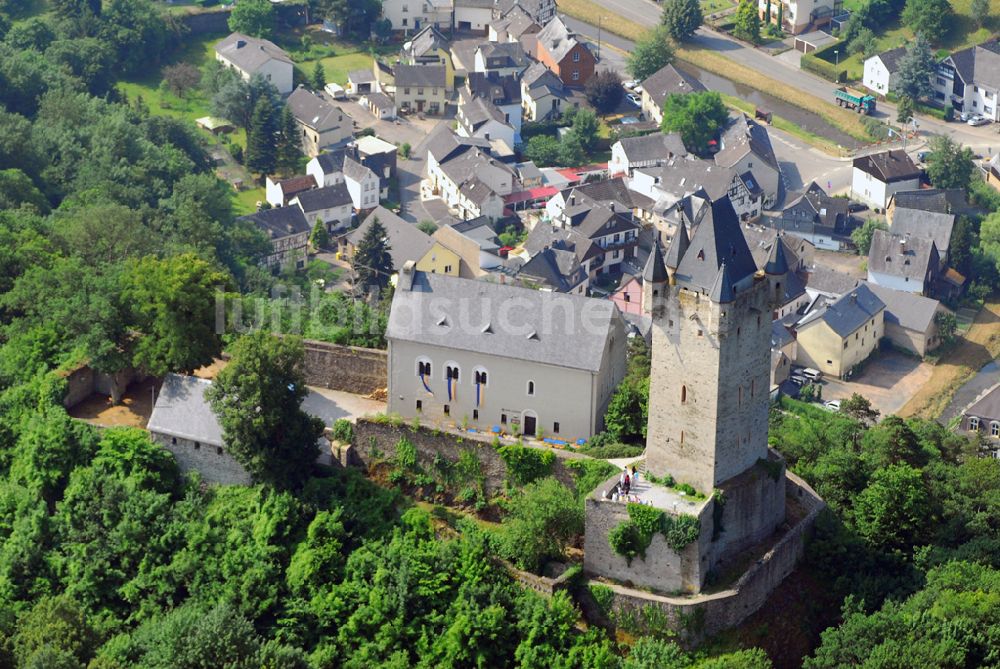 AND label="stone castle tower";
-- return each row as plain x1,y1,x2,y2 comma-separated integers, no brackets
583,197,791,594
644,197,788,493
